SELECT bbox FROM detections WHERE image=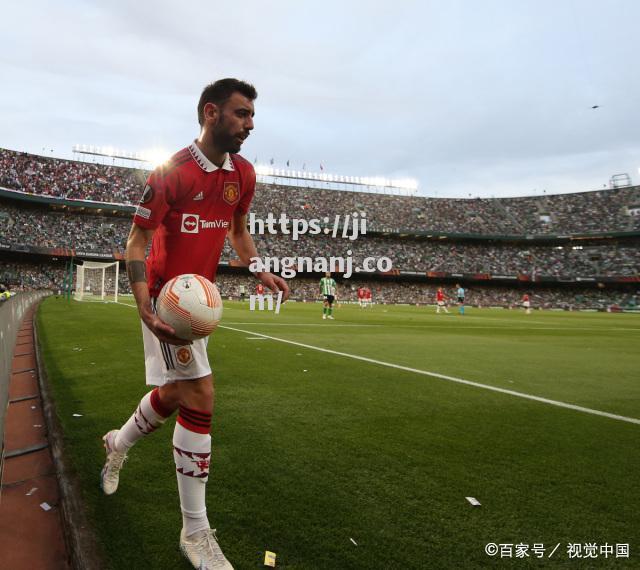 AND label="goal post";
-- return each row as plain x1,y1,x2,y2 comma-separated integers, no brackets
74,260,120,303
